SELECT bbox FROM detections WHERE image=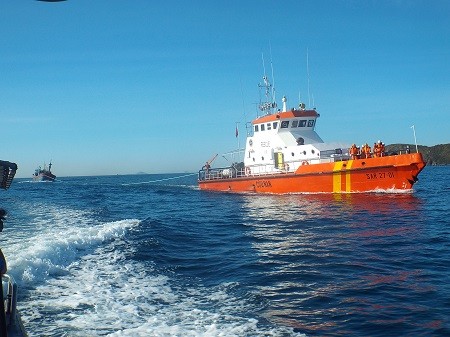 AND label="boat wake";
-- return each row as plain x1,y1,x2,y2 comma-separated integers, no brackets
5,206,139,284
5,204,303,337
